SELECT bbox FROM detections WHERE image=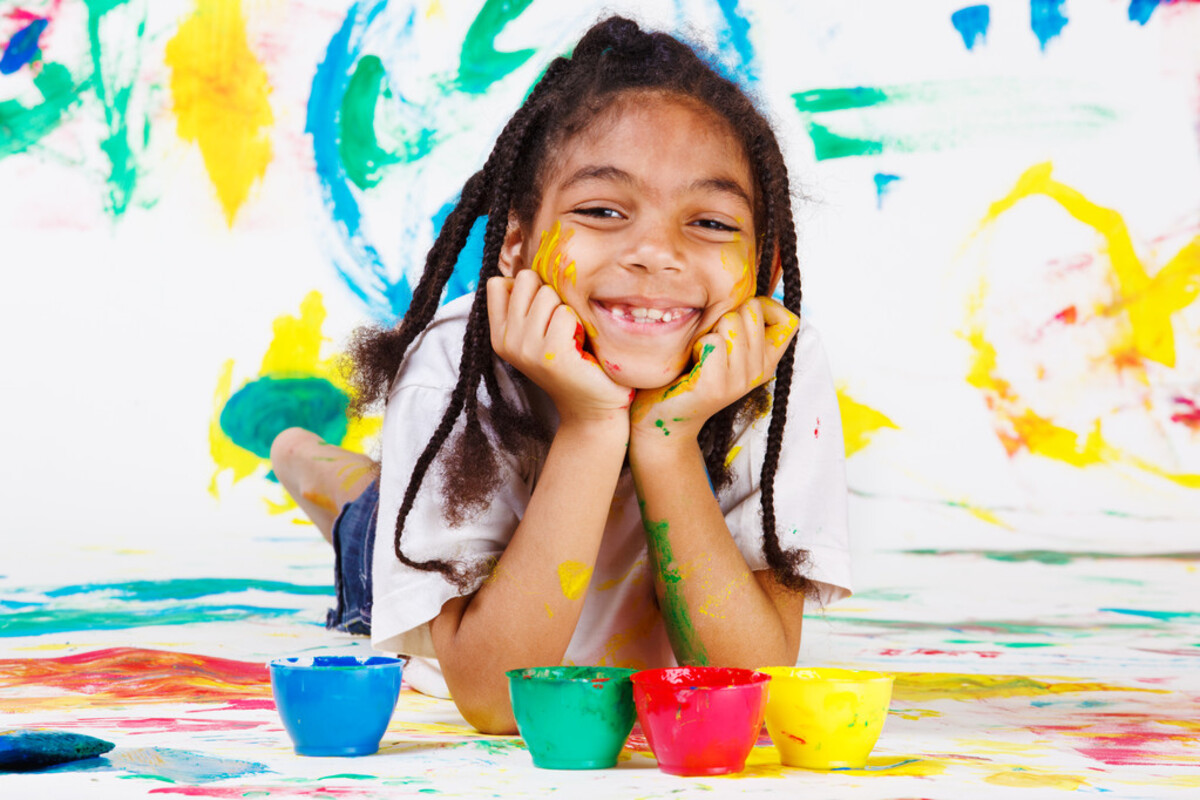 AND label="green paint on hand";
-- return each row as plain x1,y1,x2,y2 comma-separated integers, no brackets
639,502,709,666
458,0,537,94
